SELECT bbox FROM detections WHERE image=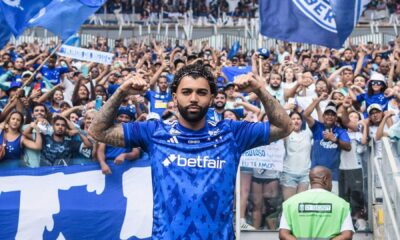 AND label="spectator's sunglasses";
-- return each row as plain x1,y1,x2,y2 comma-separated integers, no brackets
371,81,383,86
